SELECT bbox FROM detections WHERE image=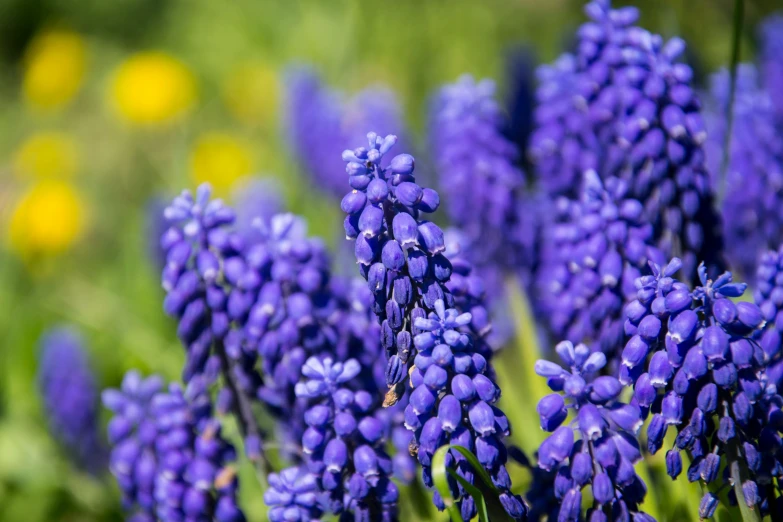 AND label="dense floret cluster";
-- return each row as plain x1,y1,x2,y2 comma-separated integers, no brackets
622,259,783,516
537,171,662,360
530,0,724,283
535,342,651,521
430,75,535,291
104,372,245,522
